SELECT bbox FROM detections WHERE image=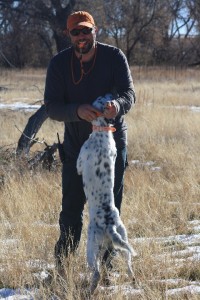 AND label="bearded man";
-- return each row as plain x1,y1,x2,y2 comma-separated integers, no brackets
44,11,136,274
